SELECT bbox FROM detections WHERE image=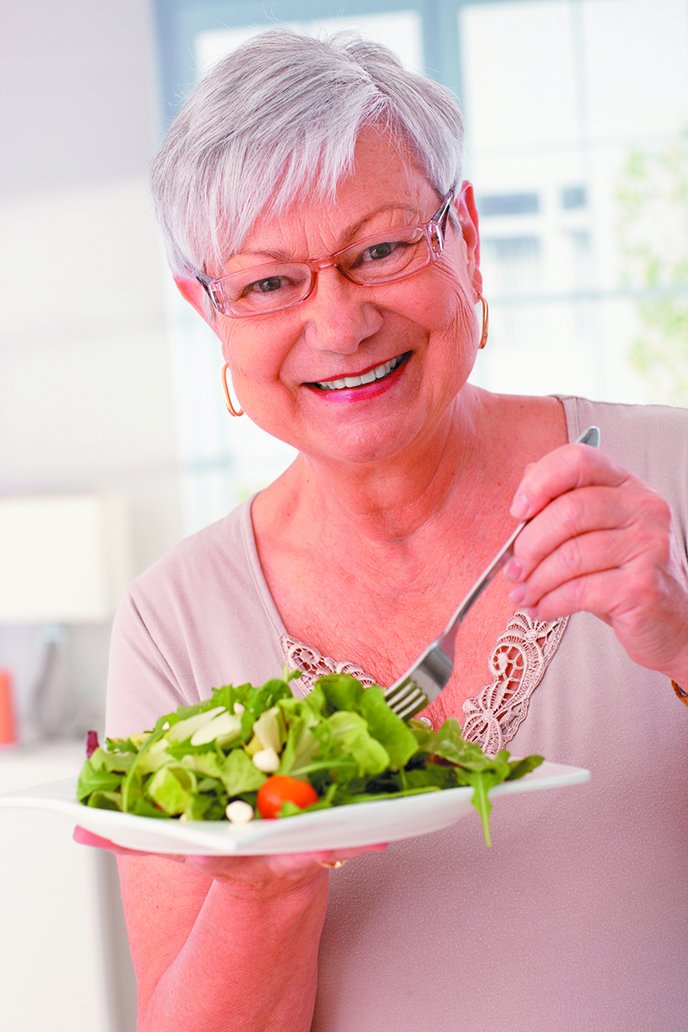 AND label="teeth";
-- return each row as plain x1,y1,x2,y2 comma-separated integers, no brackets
316,355,402,391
